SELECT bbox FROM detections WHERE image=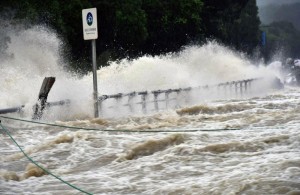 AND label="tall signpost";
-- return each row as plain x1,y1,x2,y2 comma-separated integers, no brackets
82,8,99,117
